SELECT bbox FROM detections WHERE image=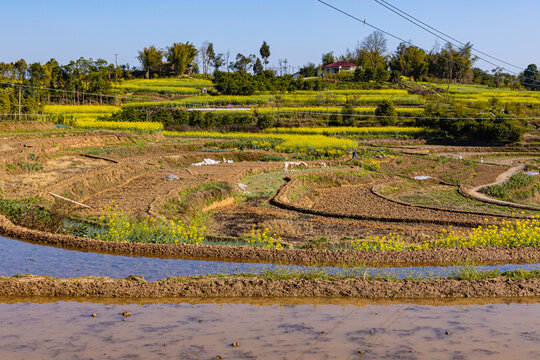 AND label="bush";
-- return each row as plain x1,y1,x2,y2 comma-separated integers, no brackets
256,113,274,129
341,102,355,126
375,100,397,125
